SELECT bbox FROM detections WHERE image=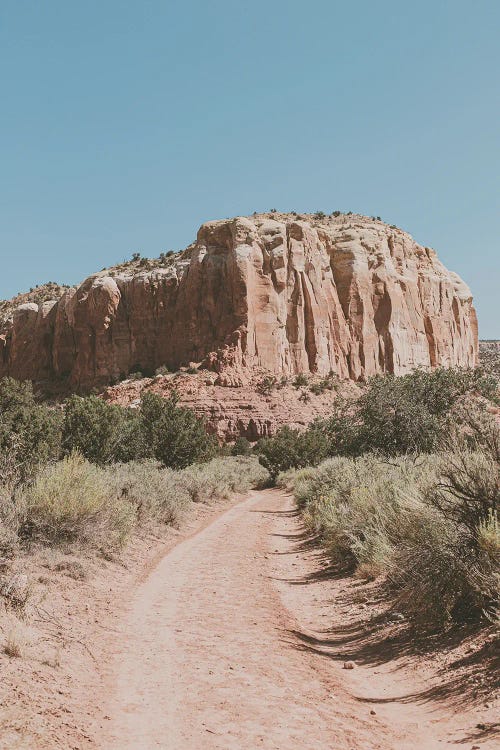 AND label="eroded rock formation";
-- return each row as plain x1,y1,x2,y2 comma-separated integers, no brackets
0,214,478,392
